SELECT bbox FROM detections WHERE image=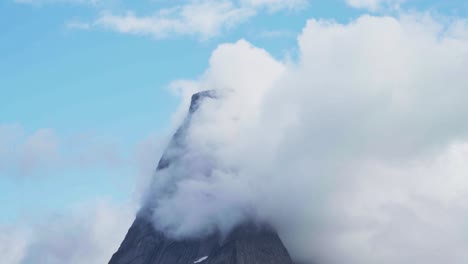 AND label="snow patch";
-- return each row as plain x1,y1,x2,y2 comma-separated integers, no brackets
194,256,208,263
